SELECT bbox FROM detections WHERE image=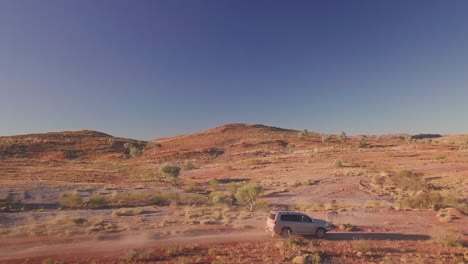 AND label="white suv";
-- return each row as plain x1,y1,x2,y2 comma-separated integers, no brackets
266,211,331,238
